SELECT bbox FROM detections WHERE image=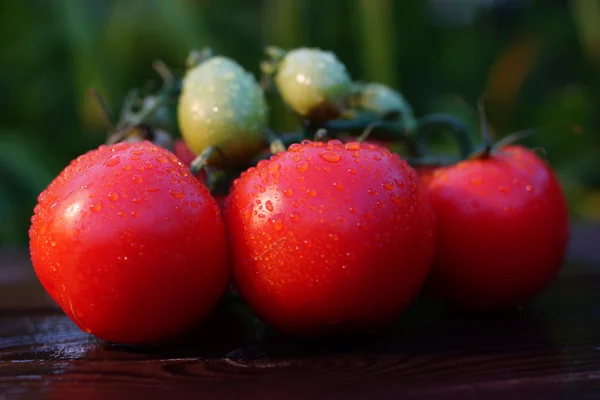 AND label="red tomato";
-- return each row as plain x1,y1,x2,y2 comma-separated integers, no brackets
29,141,230,345
224,140,436,337
419,145,569,311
